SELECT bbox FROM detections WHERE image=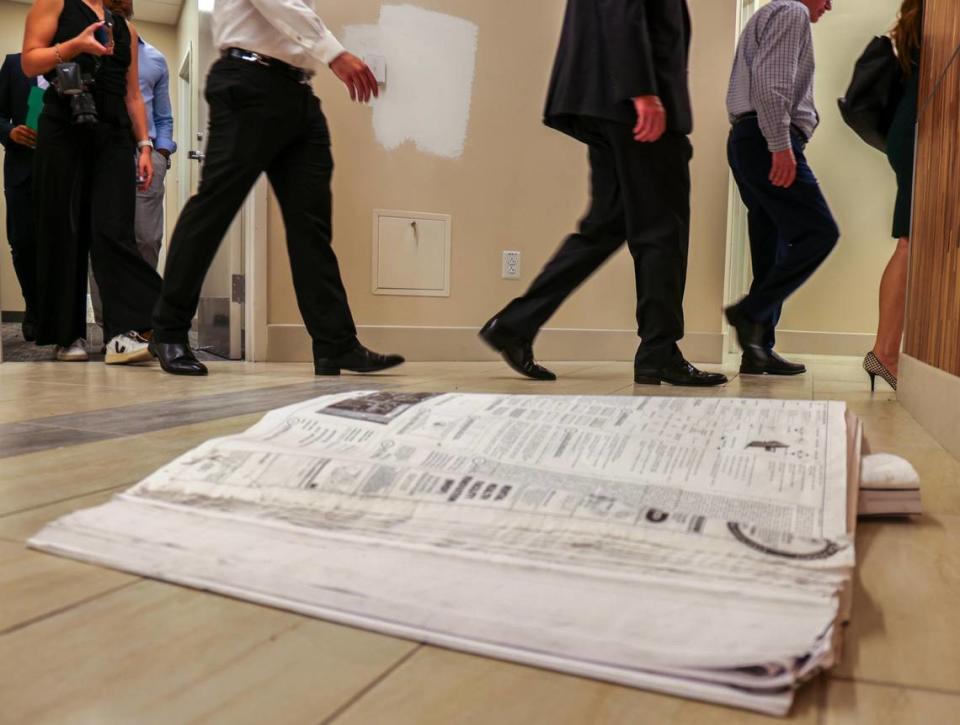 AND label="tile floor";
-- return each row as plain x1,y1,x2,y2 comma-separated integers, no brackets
0,356,958,724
